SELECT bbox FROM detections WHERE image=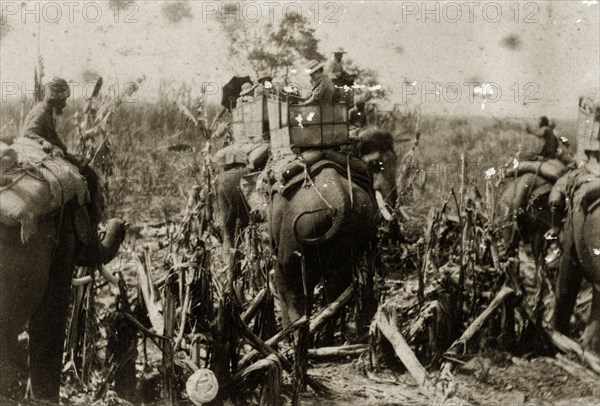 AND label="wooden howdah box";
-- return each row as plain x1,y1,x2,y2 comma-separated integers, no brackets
231,97,265,141
268,99,349,149
576,96,600,155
